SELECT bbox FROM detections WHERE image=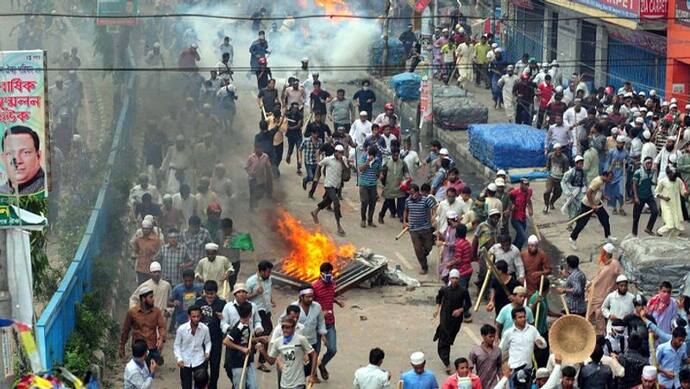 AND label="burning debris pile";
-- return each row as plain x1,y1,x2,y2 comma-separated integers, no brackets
273,211,388,291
